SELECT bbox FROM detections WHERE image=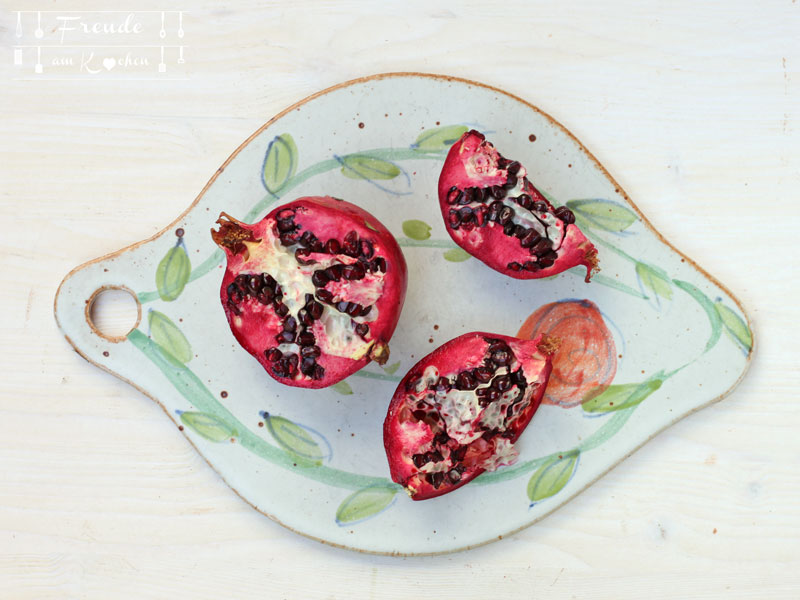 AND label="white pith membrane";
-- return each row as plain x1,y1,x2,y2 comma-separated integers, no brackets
399,342,539,490
457,150,566,252
232,225,385,369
